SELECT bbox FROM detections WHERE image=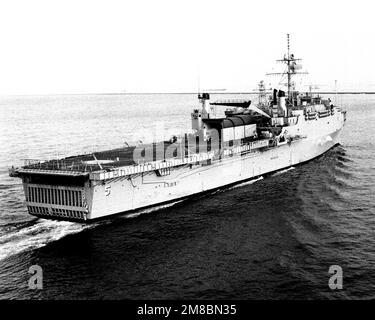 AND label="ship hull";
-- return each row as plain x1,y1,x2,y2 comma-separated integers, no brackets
20,110,345,222
84,128,342,221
